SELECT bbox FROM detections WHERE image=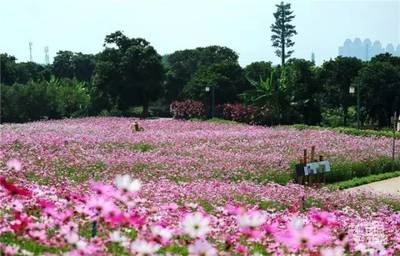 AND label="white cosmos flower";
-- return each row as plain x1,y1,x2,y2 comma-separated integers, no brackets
182,212,211,238
115,174,141,193
130,239,160,255
151,225,173,241
237,210,266,228
320,246,345,256
188,239,217,256
291,216,307,230
109,230,129,247
65,232,80,244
